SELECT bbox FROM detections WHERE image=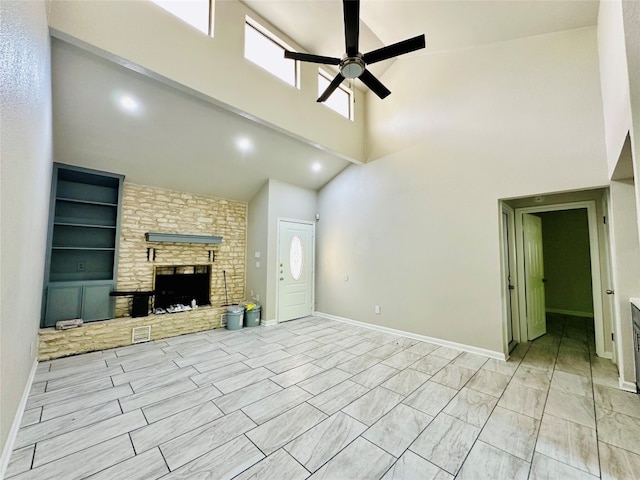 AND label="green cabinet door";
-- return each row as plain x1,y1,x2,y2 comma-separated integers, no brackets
45,285,82,326
82,283,114,321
